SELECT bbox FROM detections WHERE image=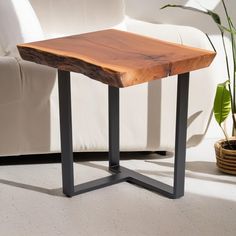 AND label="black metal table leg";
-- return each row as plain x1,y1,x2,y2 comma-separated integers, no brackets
173,72,190,198
58,69,189,198
108,86,120,168
58,70,74,197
